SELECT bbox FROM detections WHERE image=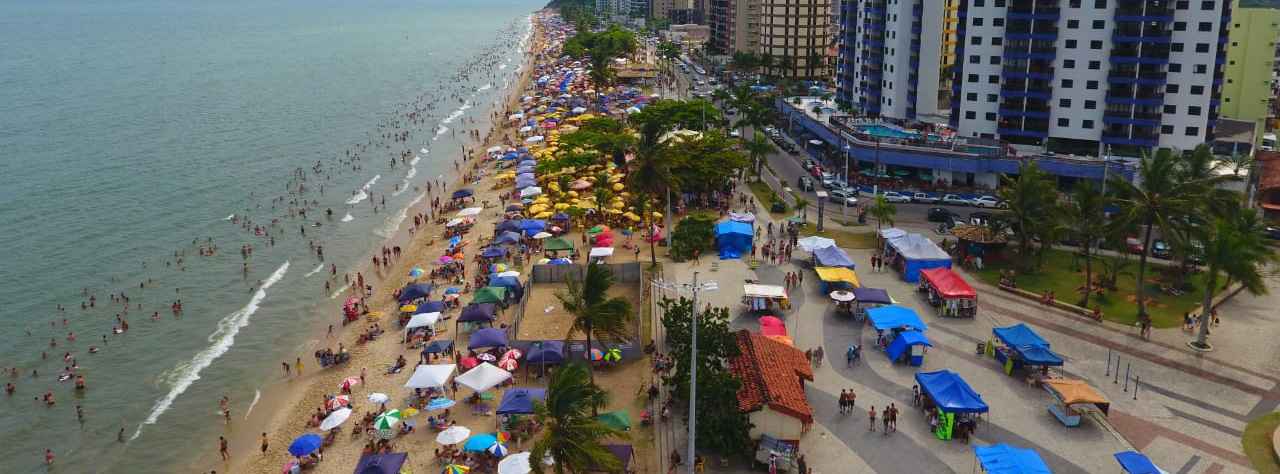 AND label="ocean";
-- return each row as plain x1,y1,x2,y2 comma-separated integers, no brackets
0,0,543,471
